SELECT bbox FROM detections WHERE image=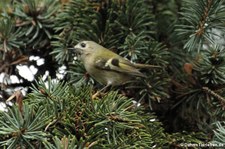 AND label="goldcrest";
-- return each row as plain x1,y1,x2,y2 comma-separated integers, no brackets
74,41,156,88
